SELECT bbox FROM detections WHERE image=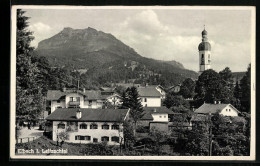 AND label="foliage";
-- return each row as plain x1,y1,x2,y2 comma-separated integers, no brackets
121,87,144,124
123,120,136,149
194,69,235,107
163,93,190,109
240,64,251,113
16,9,45,122
148,127,169,155
179,78,195,99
